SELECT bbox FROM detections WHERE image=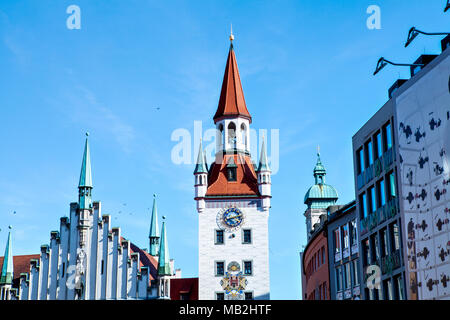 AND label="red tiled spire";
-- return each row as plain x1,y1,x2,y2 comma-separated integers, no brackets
213,44,252,124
